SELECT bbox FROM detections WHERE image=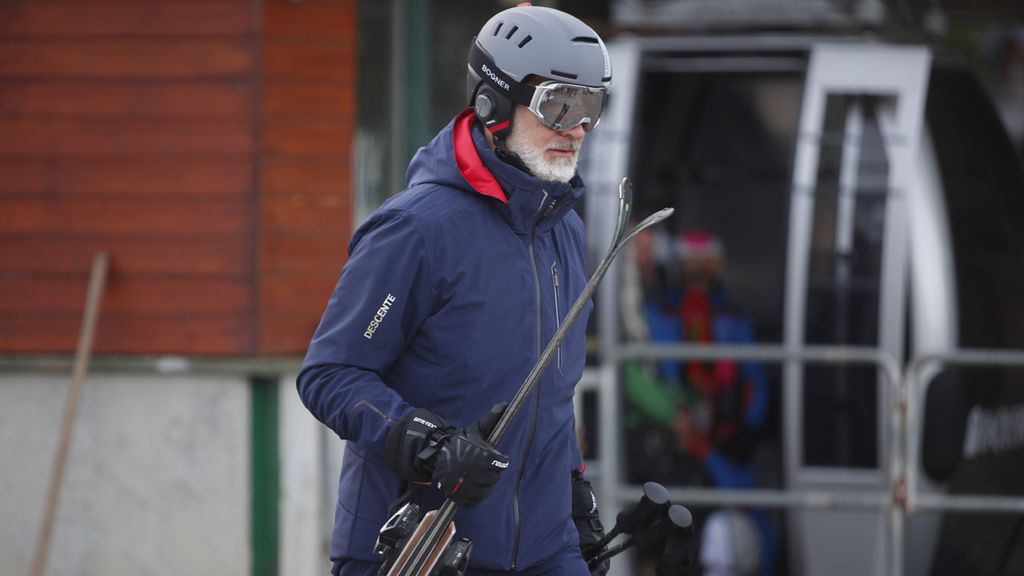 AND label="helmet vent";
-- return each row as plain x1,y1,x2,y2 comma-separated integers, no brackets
517,35,533,48
550,69,578,80
505,25,519,40
493,22,503,36
571,36,599,44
